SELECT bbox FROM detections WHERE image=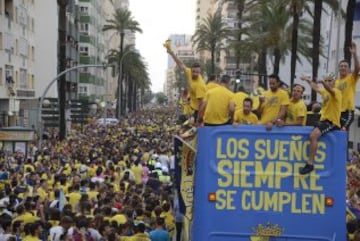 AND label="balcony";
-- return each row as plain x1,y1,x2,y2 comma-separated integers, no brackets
16,89,35,98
